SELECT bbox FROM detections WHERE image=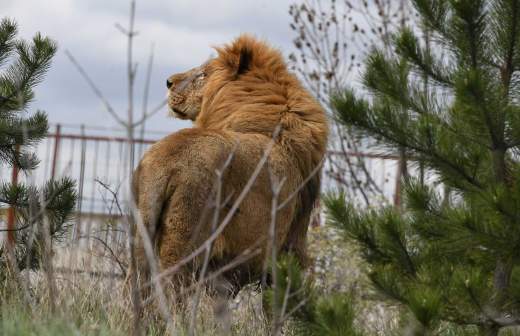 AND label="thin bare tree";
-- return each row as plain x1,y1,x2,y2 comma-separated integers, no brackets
64,1,168,334
289,0,412,206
